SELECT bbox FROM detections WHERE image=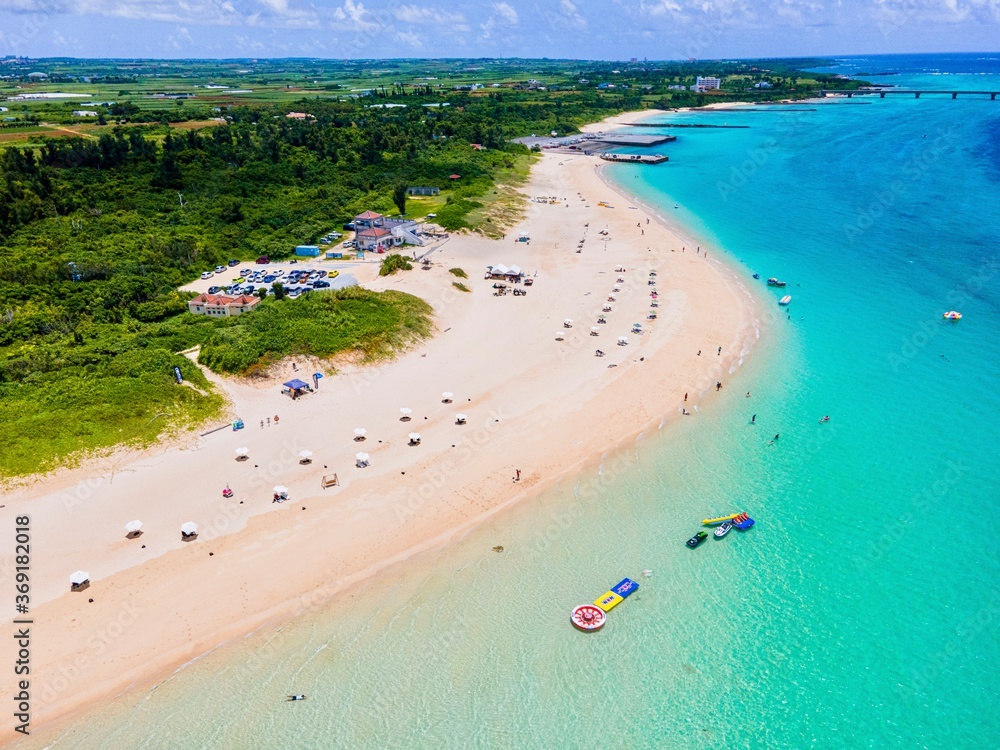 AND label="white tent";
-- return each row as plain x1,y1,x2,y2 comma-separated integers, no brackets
125,520,143,533
508,265,522,276
456,414,467,424
442,391,454,402
180,522,198,536
491,263,509,275
70,570,90,586
408,432,422,444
